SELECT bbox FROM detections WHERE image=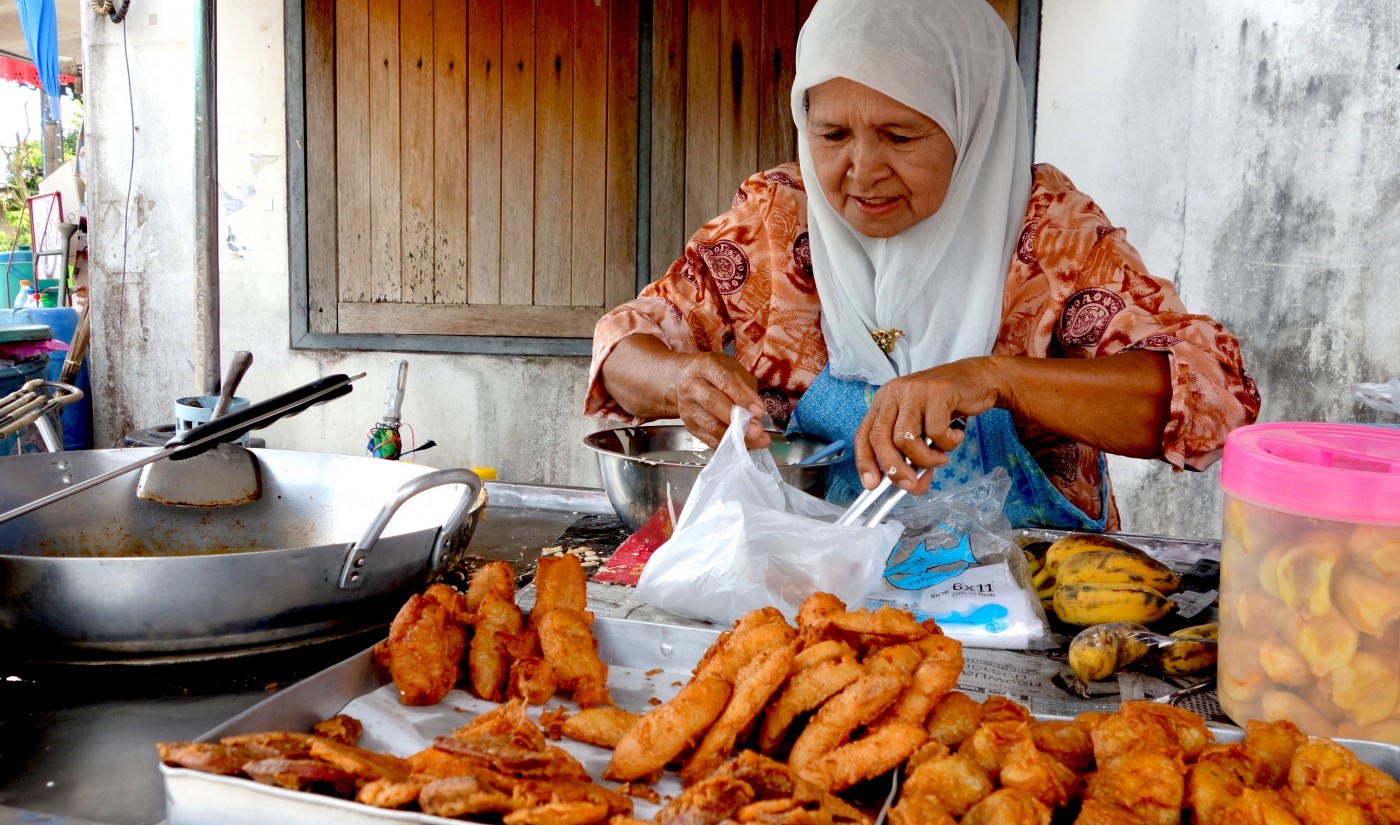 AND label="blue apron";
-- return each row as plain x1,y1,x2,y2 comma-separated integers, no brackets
790,365,1108,531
